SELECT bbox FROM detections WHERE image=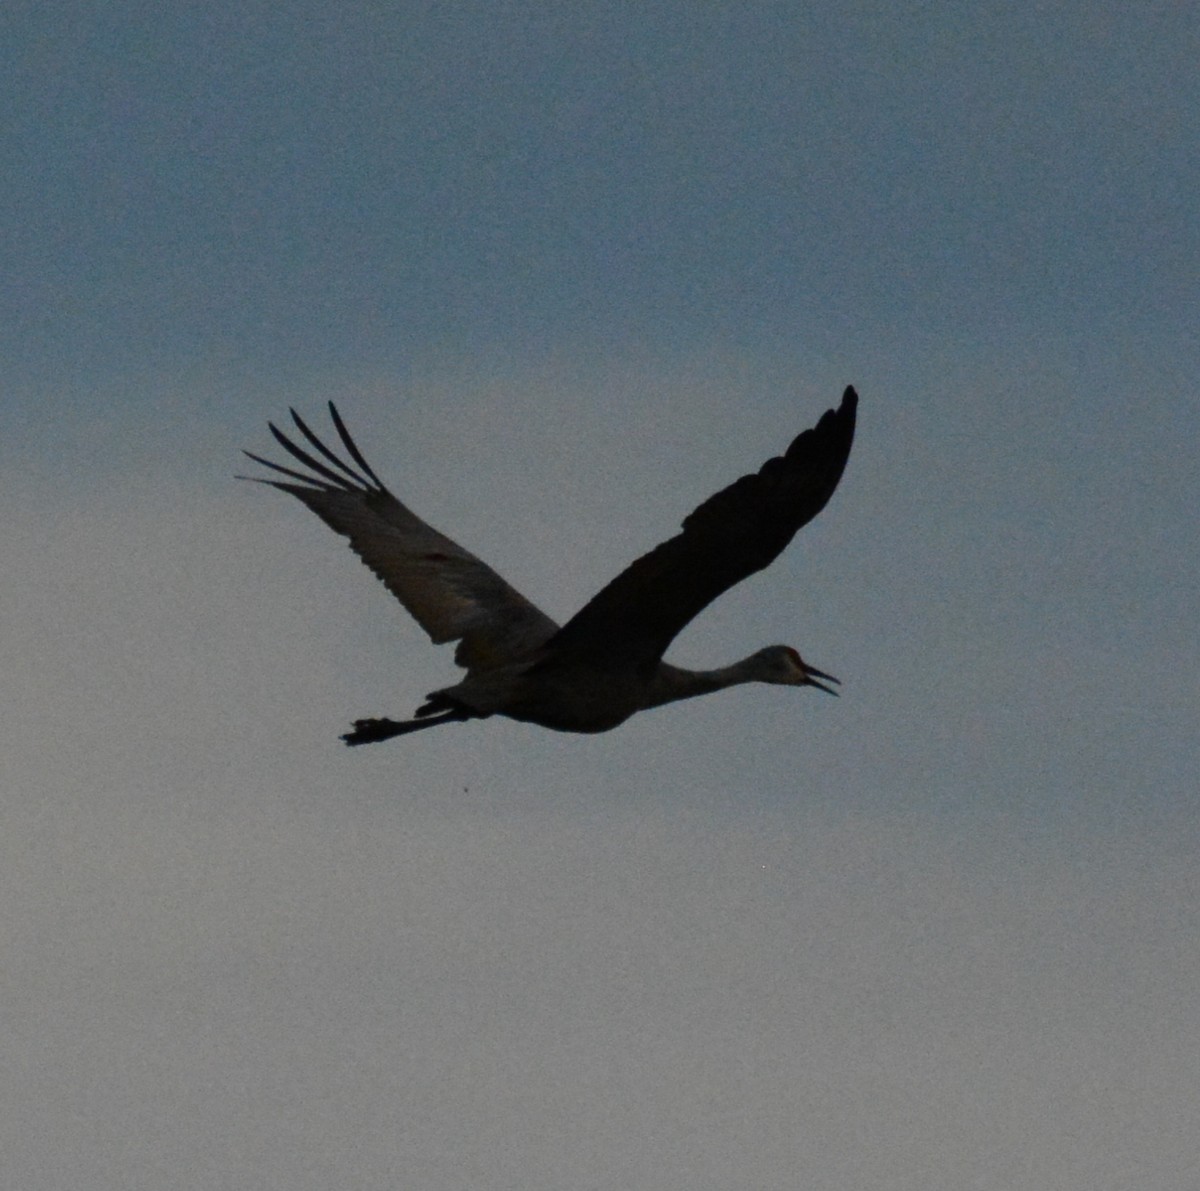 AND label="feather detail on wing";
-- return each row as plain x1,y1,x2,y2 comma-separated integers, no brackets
538,387,858,672
241,404,558,671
